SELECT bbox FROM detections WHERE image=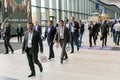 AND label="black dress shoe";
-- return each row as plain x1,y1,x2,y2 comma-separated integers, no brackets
40,67,43,72
64,57,68,60
28,73,35,77
60,60,63,64
77,48,79,51
4,52,9,54
11,50,14,54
